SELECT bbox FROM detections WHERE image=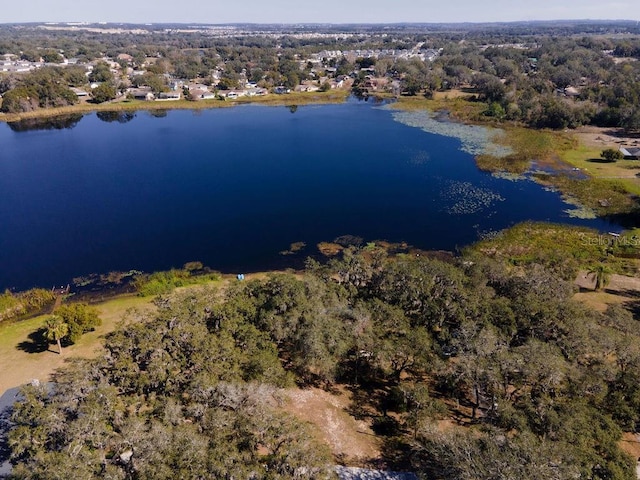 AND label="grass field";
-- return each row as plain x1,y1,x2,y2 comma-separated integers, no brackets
0,294,154,395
